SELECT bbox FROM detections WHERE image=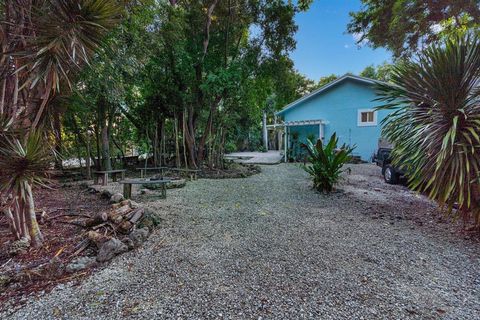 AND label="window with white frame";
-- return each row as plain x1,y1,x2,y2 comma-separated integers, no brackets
357,109,377,126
